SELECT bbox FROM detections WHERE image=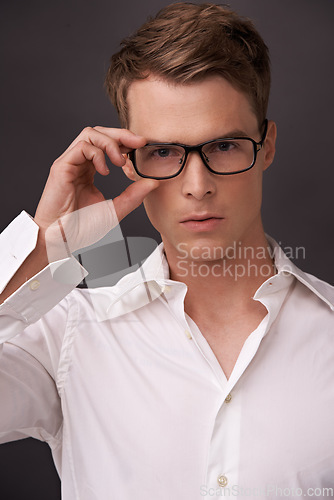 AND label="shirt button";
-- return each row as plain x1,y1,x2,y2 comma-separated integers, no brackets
217,474,228,487
29,280,40,291
185,330,192,340
225,393,232,404
163,285,171,293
